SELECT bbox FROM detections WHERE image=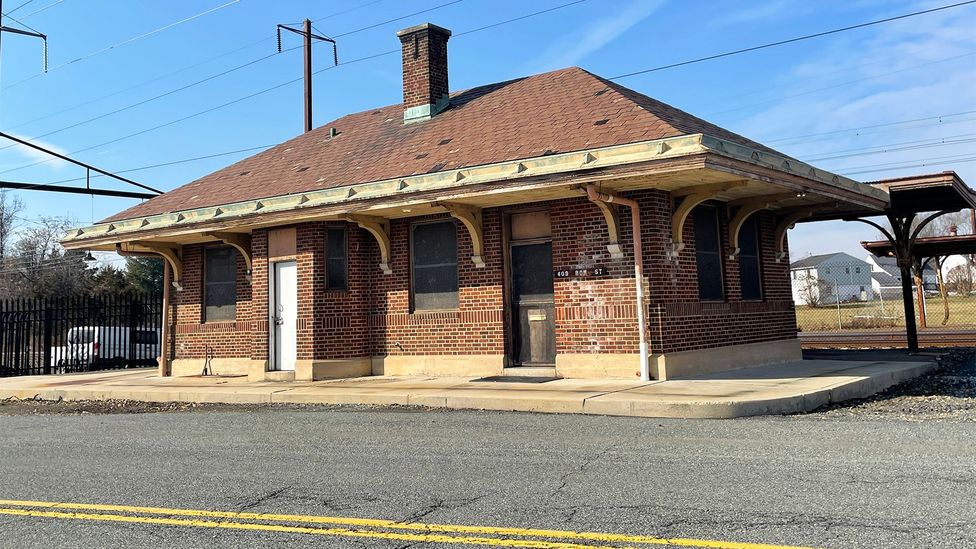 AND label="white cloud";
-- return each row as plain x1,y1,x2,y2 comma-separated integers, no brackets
724,3,976,260
0,133,70,171
705,0,814,28
531,0,666,72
